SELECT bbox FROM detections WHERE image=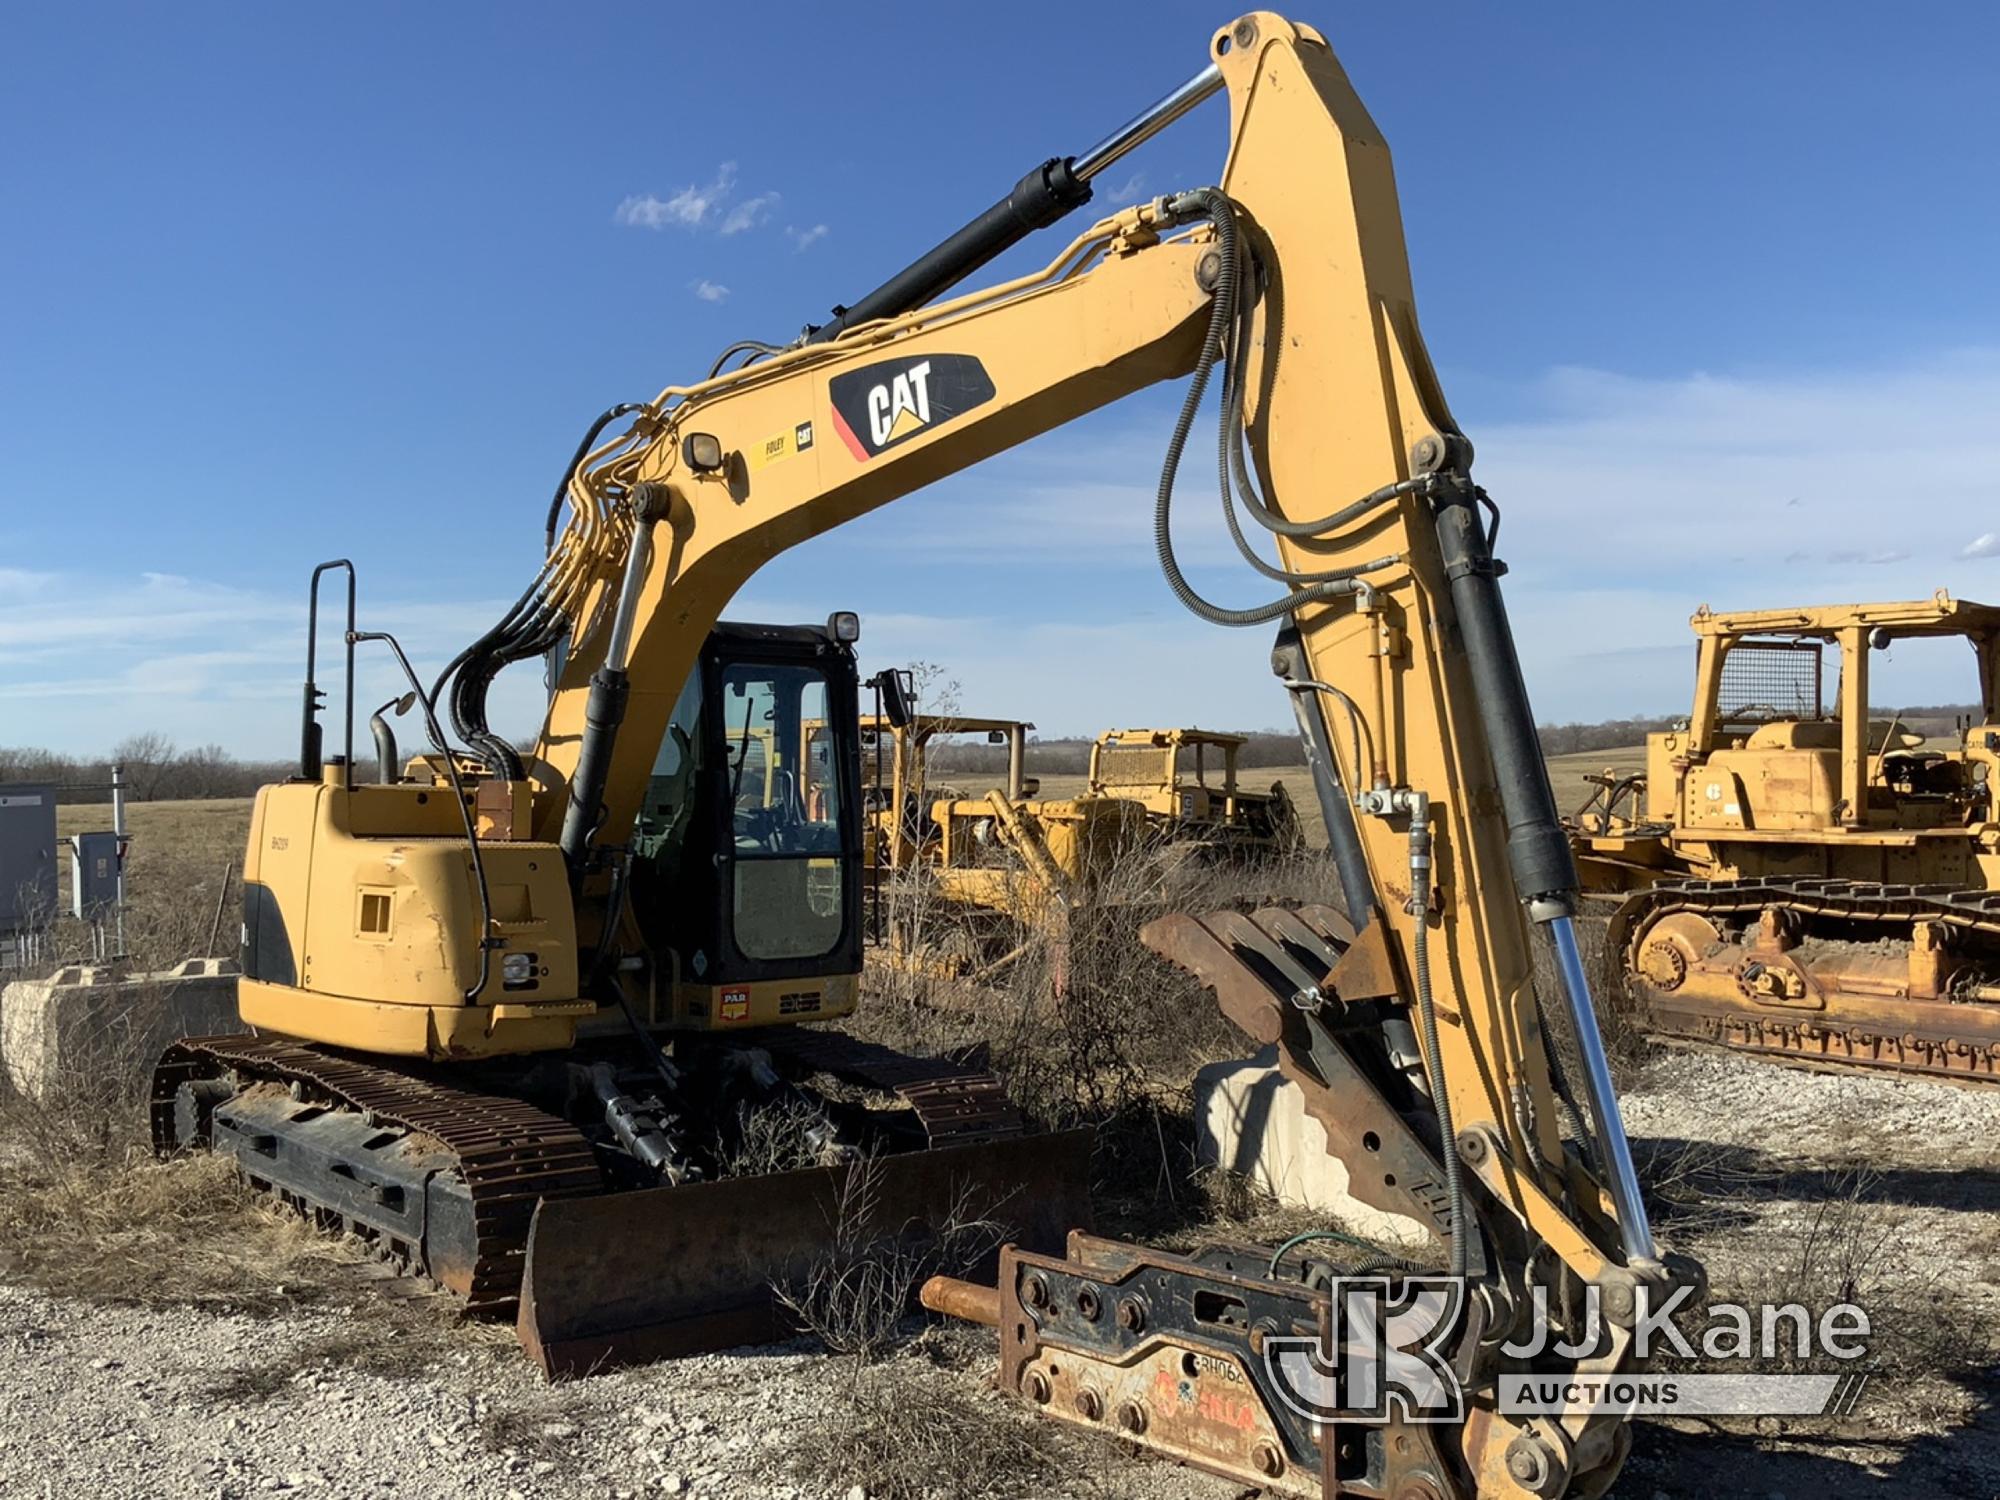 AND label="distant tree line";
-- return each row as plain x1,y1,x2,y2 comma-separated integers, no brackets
9,698,1986,805
1533,717,1681,758
0,734,292,803
1532,701,1984,759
